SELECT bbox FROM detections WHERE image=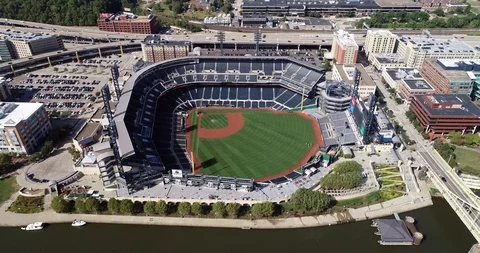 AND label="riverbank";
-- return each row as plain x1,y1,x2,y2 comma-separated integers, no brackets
0,192,433,229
